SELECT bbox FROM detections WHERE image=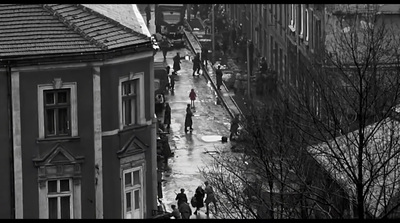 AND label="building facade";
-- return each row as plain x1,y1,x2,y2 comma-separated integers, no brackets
0,4,157,219
223,4,325,99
